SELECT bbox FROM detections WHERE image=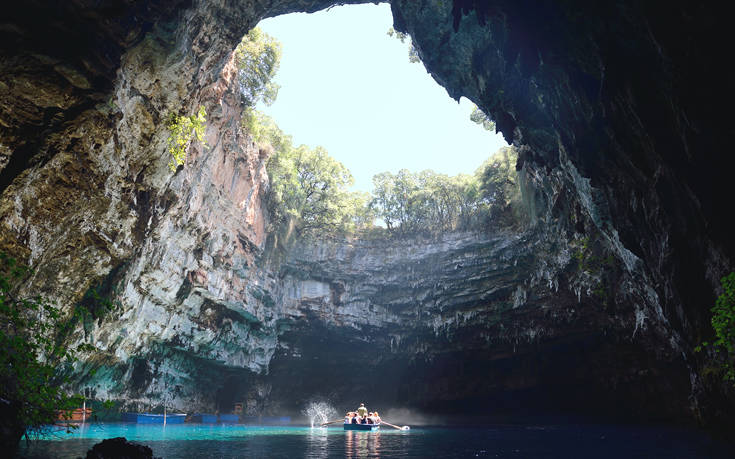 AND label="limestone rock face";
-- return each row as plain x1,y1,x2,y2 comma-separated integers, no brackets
0,0,733,427
270,228,689,420
0,0,278,412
